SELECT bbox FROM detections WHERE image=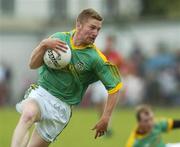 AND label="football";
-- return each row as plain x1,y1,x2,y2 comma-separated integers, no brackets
43,45,72,69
